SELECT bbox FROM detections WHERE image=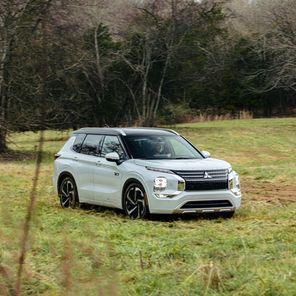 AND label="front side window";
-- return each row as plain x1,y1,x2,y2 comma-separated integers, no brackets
80,134,103,156
101,136,125,158
124,135,203,160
